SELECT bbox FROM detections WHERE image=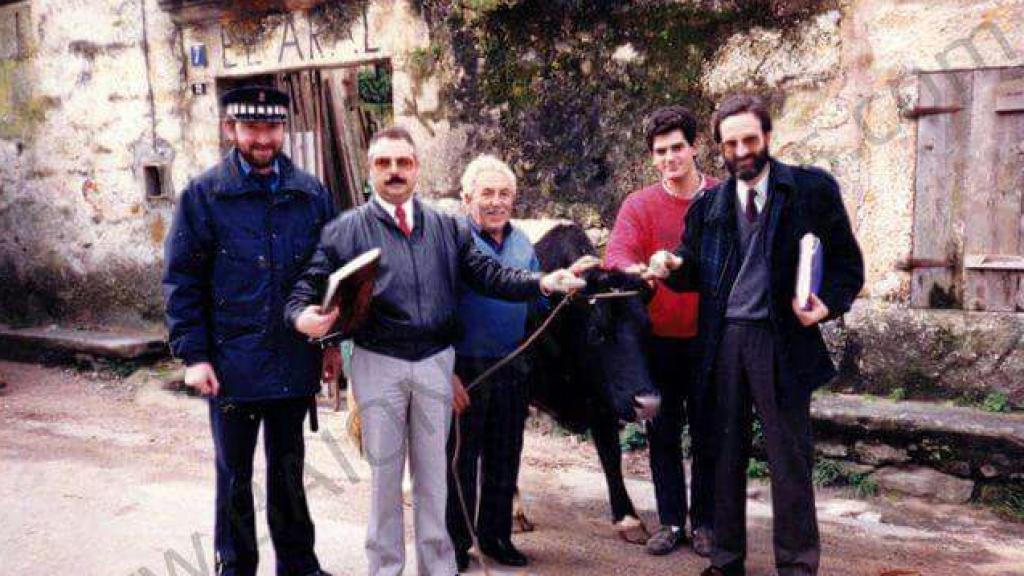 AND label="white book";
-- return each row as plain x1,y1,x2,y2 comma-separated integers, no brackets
796,233,823,311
